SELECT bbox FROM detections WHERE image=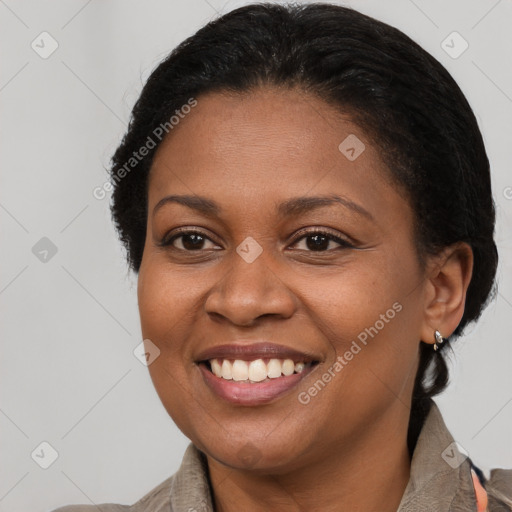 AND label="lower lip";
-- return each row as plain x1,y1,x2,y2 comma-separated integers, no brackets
198,363,317,406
